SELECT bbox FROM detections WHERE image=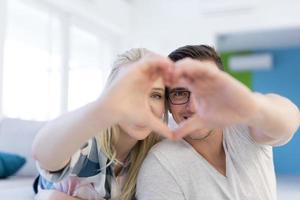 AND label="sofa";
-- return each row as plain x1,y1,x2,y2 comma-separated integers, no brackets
0,117,46,199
